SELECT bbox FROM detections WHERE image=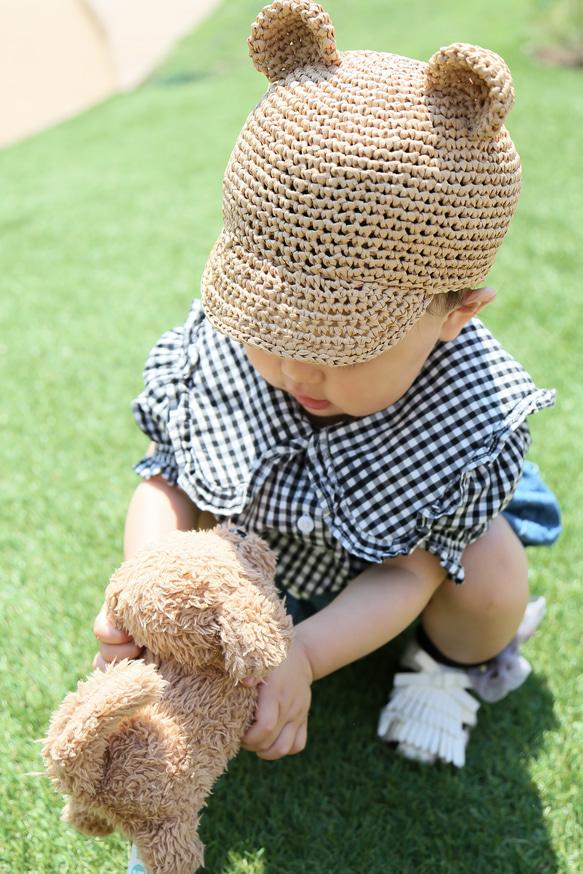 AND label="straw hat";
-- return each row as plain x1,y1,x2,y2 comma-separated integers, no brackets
201,0,521,365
